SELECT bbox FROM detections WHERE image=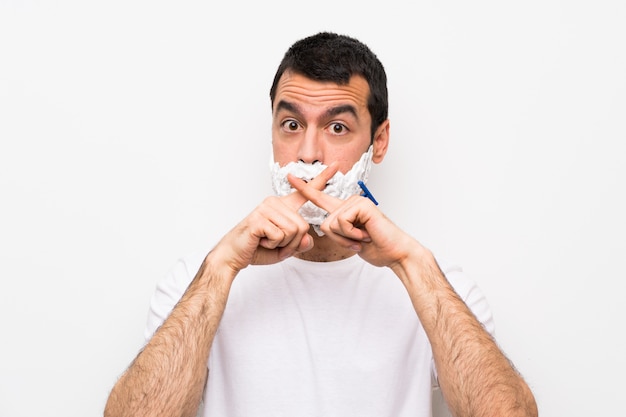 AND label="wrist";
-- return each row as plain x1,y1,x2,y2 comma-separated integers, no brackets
390,242,441,292
195,250,238,290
